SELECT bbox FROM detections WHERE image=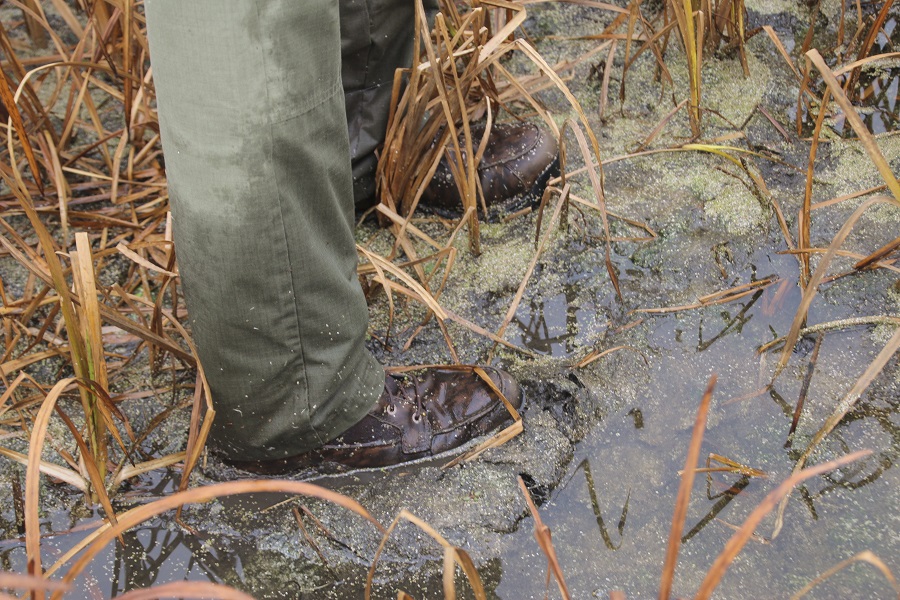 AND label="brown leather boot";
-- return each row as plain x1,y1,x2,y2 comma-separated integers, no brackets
226,366,523,475
422,122,559,212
